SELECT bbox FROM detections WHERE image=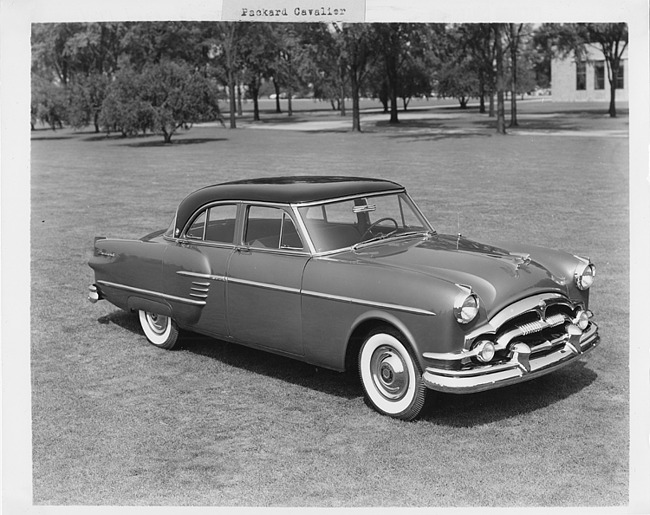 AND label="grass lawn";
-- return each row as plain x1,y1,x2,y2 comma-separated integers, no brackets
30,100,629,506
